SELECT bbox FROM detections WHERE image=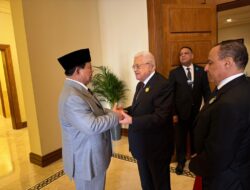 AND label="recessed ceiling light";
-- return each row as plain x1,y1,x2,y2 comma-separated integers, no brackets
226,18,232,23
